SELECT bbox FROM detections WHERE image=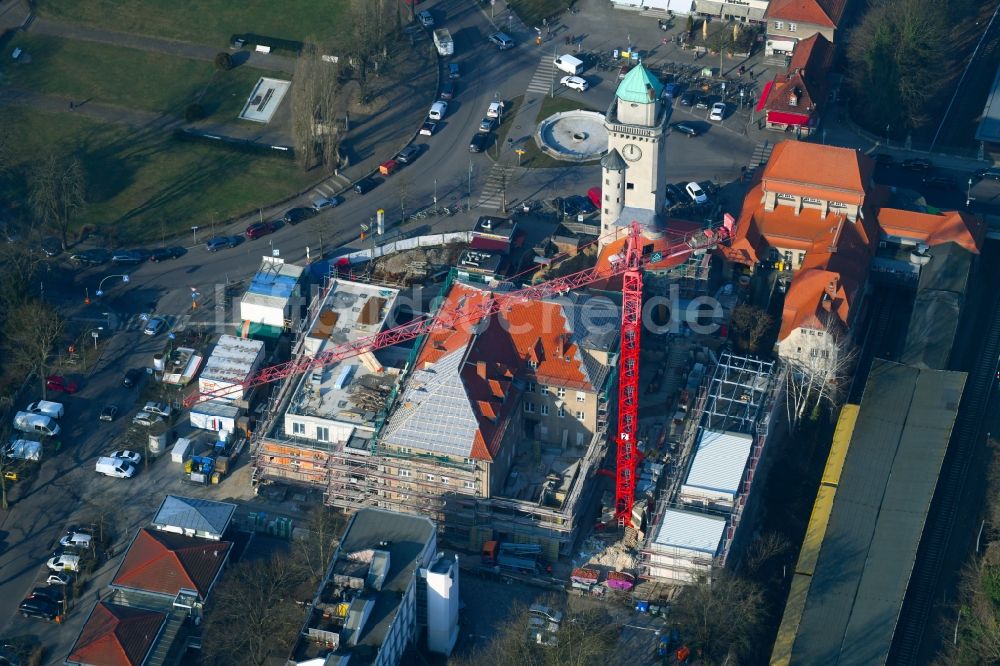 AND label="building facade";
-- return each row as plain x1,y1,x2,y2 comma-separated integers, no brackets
764,0,845,56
